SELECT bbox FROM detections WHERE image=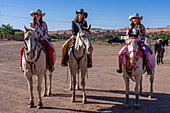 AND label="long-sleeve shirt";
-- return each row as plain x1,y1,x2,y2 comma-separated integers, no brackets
126,24,146,41
29,21,48,40
72,21,88,36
